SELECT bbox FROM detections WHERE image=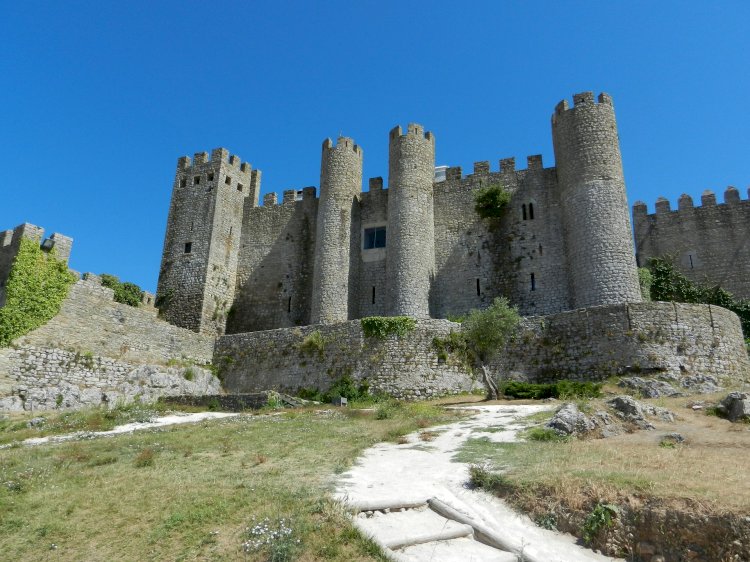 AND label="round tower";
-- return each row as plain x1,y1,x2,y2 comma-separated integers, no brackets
552,92,642,308
310,137,363,324
385,123,435,318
